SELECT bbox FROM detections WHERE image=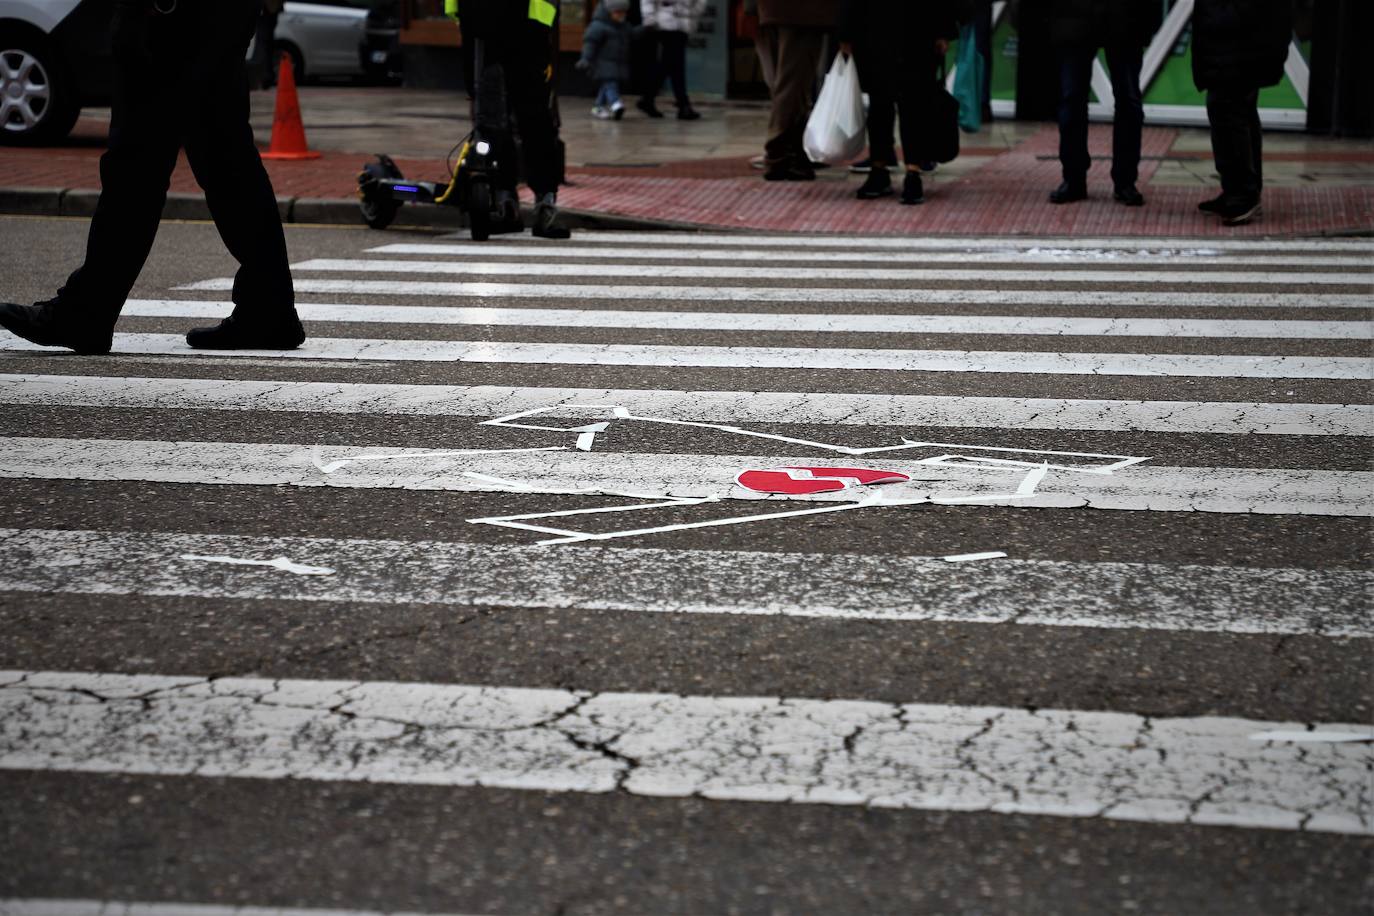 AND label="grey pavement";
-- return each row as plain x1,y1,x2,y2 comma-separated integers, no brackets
0,215,1371,914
